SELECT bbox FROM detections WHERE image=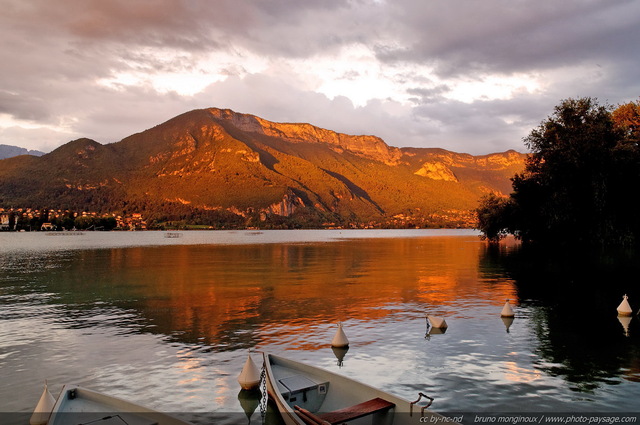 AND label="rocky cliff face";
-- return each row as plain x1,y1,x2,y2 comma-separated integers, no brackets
208,108,403,165
414,162,459,181
263,190,306,217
